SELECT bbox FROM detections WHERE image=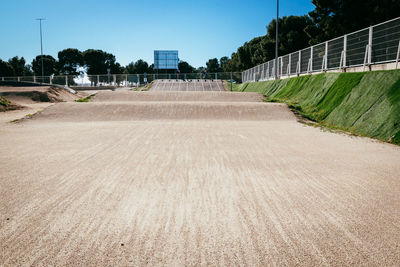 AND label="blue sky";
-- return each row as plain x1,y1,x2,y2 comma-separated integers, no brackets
0,0,314,68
